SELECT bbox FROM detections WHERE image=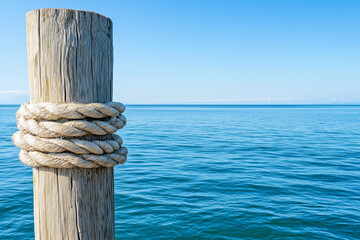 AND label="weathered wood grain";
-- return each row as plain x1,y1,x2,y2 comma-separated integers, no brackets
26,8,115,240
